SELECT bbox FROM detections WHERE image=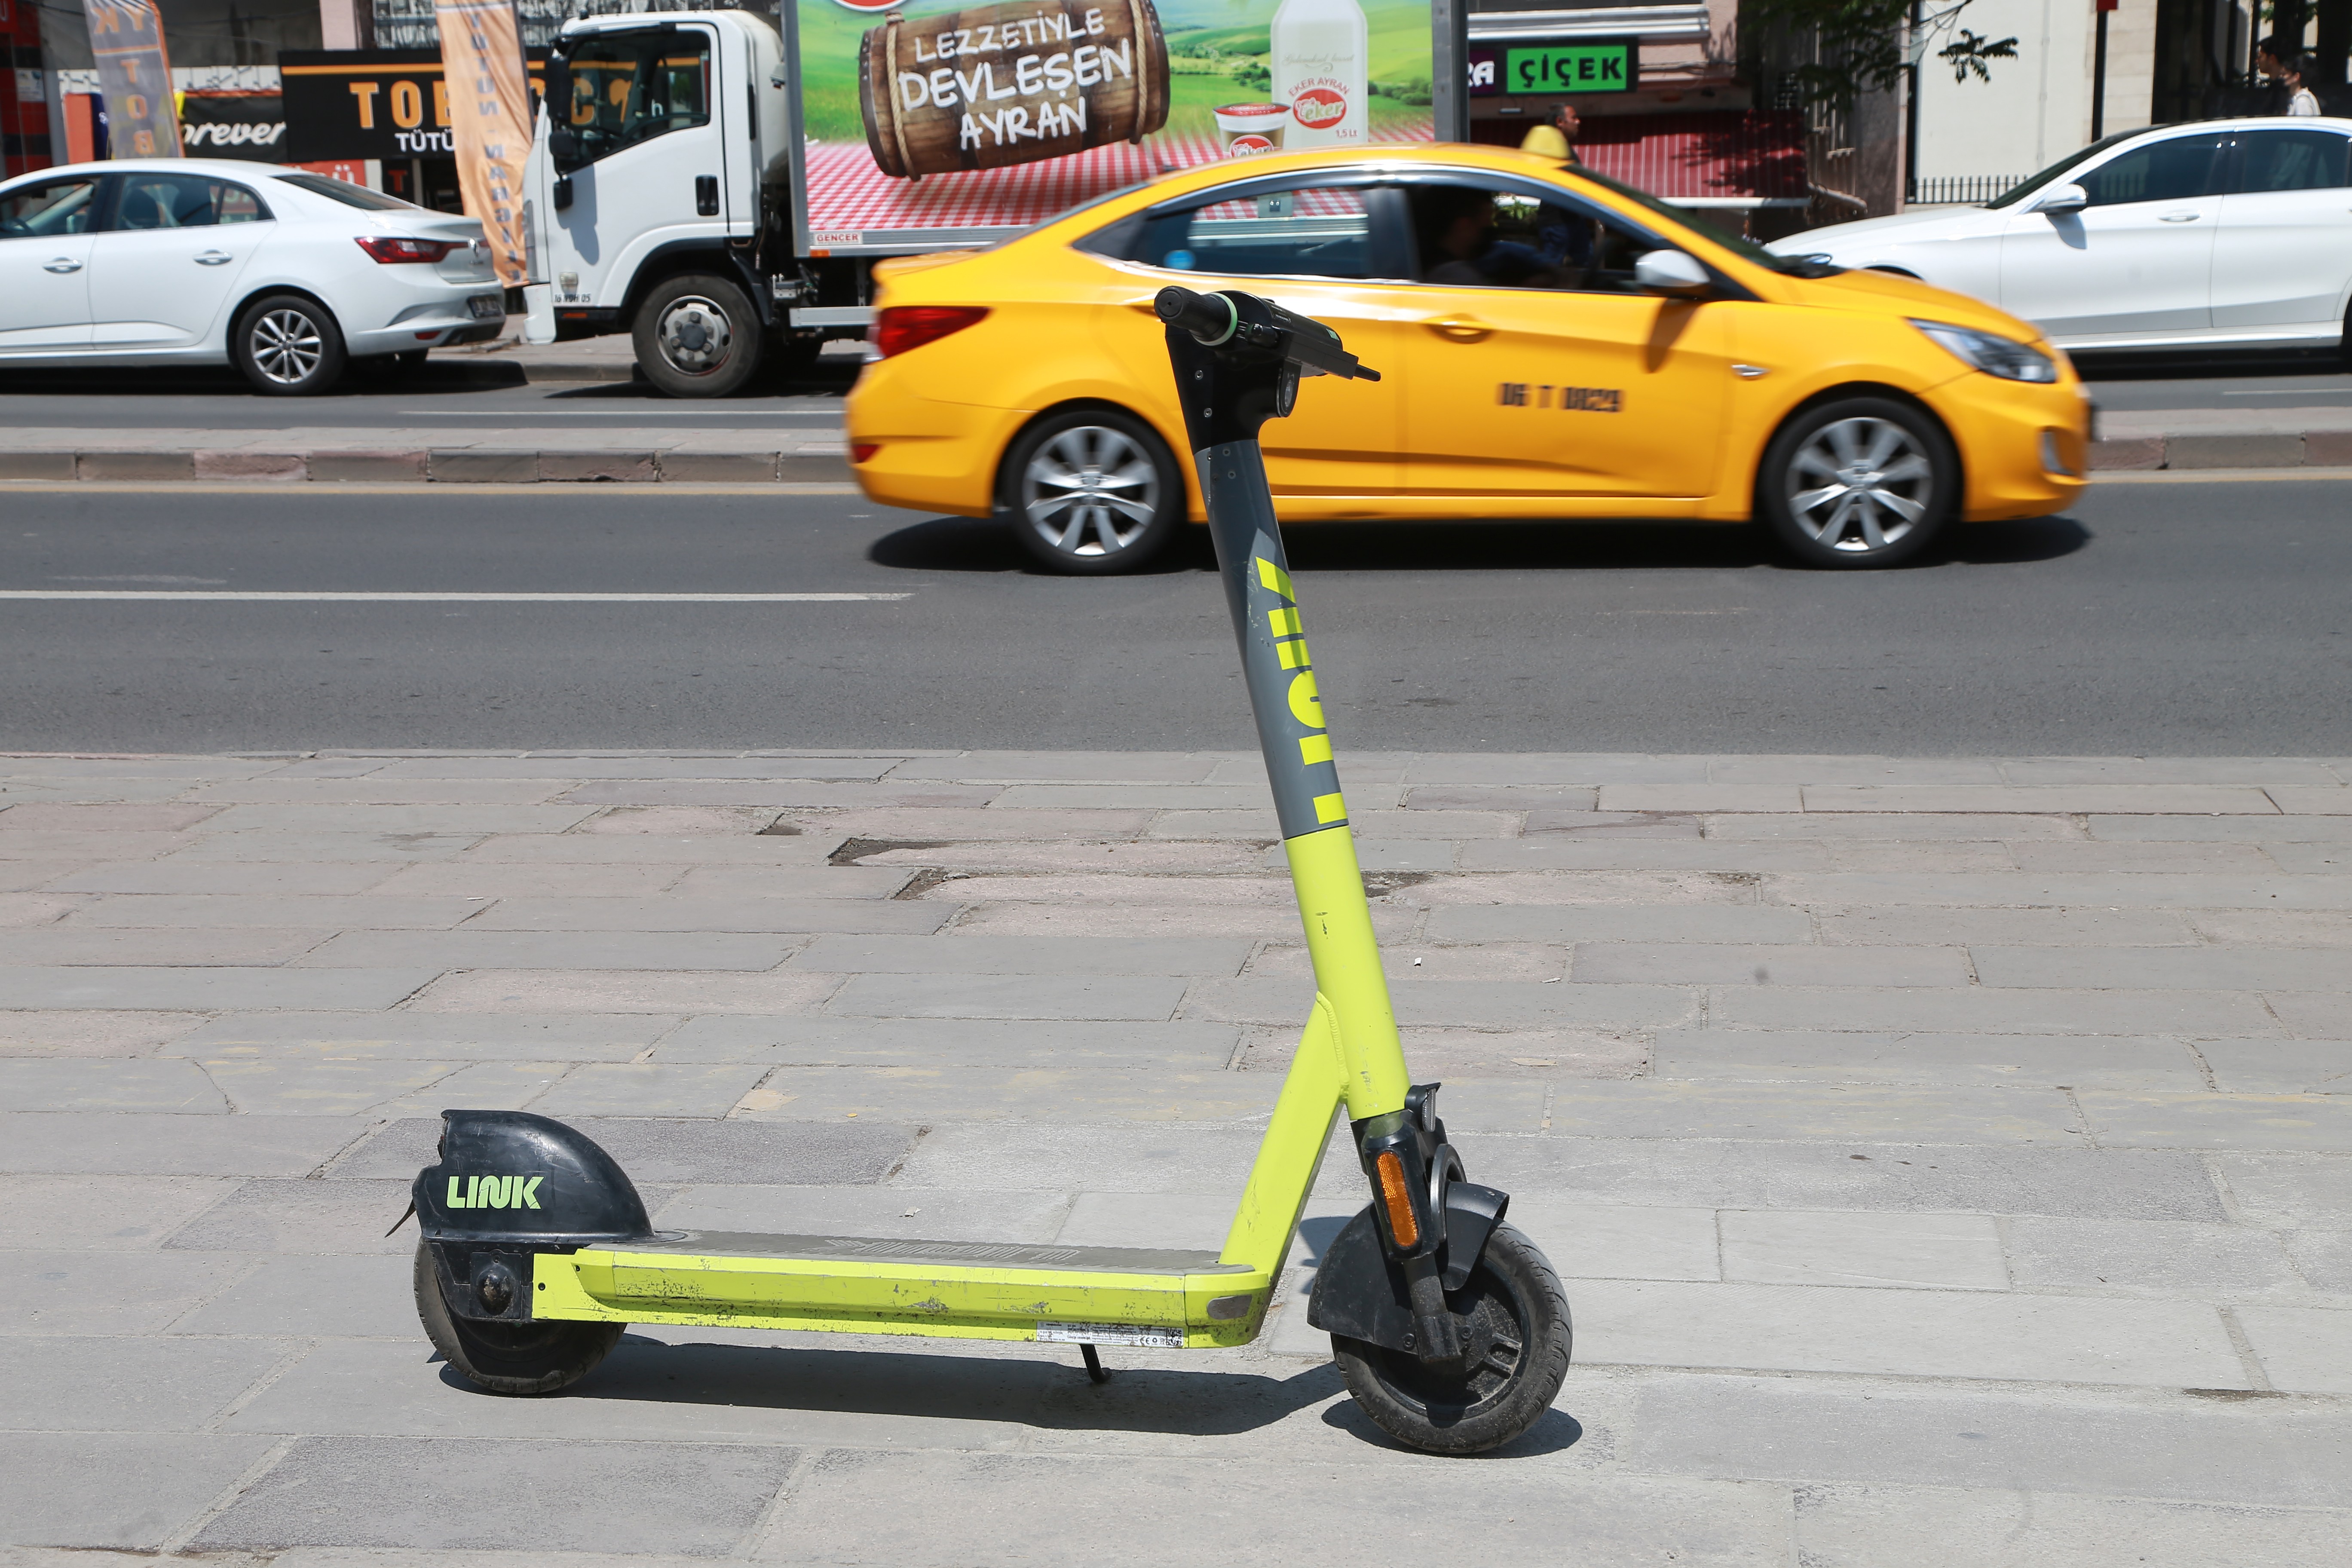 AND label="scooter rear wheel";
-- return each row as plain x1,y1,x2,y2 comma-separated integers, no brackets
1330,1222,1571,1455
413,1243,623,1395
